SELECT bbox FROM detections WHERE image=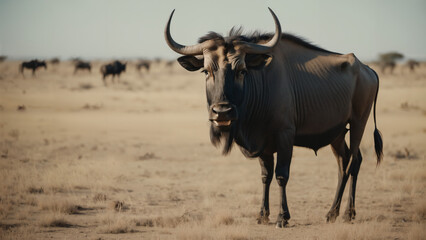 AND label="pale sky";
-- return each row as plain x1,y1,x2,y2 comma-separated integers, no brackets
0,0,425,61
